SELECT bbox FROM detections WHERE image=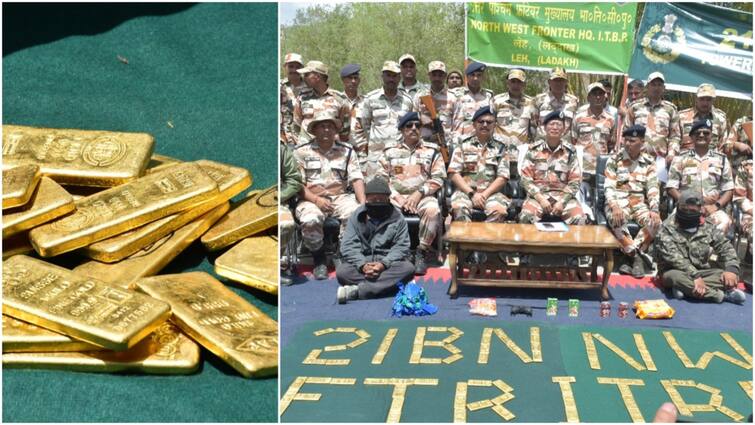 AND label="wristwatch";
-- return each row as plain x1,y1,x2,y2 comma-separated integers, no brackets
418,186,426,196
715,201,722,209
467,190,475,198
